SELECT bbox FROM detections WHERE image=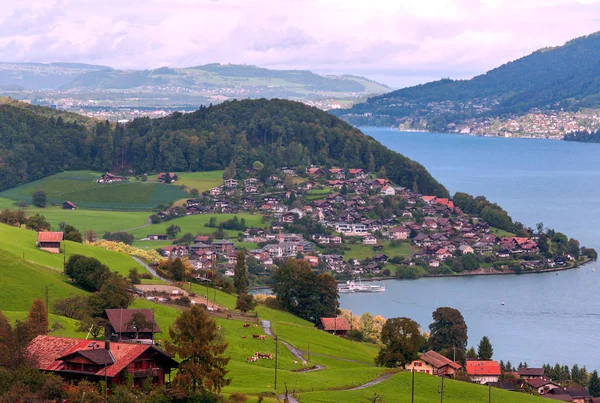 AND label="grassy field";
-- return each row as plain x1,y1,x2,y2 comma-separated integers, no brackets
148,171,224,192
4,311,83,338
305,188,331,201
344,240,412,260
491,227,517,237
0,223,146,278
297,371,547,403
0,171,188,210
130,213,267,239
